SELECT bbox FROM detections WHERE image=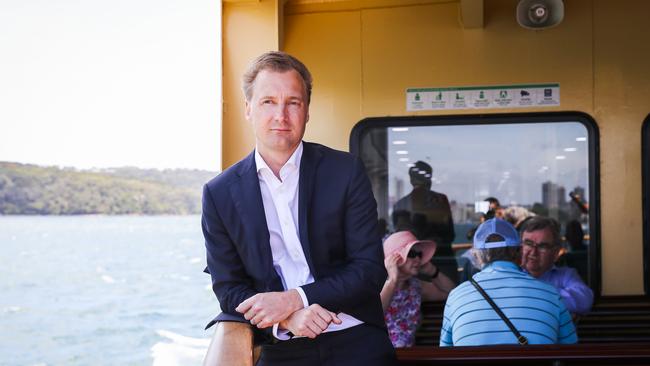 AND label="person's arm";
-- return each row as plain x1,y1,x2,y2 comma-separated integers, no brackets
380,253,401,311
300,157,387,311
420,265,456,301
236,289,304,328
557,298,579,344
557,268,594,315
439,302,454,346
278,304,342,339
202,183,258,318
